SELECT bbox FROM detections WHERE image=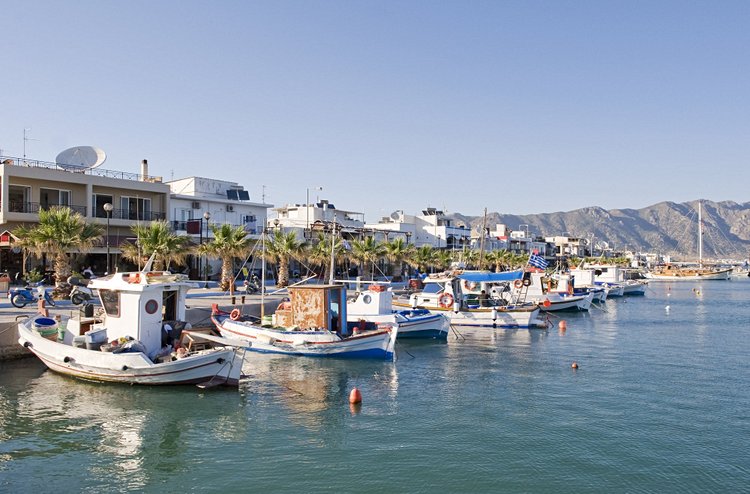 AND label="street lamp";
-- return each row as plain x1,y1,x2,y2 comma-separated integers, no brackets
203,211,211,288
103,203,113,274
